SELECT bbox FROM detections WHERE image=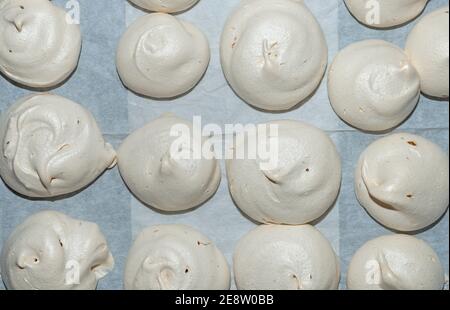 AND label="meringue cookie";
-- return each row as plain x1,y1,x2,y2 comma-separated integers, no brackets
328,40,420,132
355,133,449,232
124,224,230,290
405,6,449,99
0,94,117,198
234,225,340,290
0,0,81,88
118,114,221,212
347,235,445,290
344,0,428,28
226,120,341,225
1,211,114,290
128,0,199,13
116,13,210,98
220,0,328,111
